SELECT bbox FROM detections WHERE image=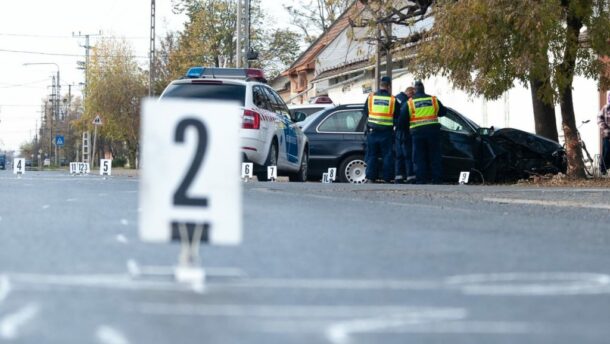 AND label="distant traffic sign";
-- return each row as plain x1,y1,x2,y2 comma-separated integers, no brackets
55,135,65,146
92,115,102,125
